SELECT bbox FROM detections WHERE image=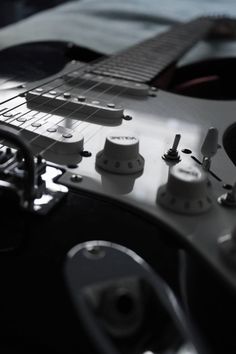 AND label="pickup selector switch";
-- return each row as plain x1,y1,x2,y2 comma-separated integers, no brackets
201,127,218,171
157,163,212,214
96,133,144,174
163,134,181,162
